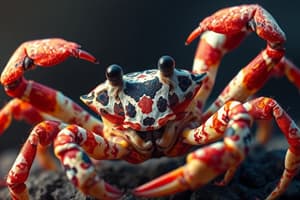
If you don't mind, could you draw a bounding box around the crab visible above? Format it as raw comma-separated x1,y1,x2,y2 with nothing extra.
0,4,300,200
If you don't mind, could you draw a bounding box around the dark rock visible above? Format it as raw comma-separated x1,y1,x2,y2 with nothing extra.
240,166,267,188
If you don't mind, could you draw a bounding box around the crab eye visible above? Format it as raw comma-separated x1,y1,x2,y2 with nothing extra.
158,55,175,77
22,56,34,70
106,64,123,86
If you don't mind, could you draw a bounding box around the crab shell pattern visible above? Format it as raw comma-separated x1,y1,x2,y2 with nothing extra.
82,67,207,131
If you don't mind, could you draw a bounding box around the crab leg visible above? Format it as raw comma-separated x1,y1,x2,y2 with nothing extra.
0,79,103,133
193,42,299,143
6,120,62,200
0,39,106,186
190,34,299,143
189,32,298,119
188,31,247,117
244,97,300,200
0,99,47,134
134,97,300,199
0,99,61,171
186,4,300,146
271,57,300,89
133,101,253,197
186,5,296,121
6,120,128,200
201,56,300,125
202,44,284,120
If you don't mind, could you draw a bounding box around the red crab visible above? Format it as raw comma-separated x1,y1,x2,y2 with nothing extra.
0,4,300,200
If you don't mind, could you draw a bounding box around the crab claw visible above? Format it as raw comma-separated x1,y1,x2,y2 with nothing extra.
185,4,286,46
133,142,242,198
133,167,189,197
1,38,98,87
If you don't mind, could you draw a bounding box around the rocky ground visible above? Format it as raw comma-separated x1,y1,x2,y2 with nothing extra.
0,136,299,200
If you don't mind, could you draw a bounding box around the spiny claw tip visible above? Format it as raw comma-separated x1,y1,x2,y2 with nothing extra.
132,167,188,197
75,48,99,64
185,26,203,45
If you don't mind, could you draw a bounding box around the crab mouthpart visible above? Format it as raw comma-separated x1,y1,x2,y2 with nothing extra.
80,93,95,105
194,72,208,84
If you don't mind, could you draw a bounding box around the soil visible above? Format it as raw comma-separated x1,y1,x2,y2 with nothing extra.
0,137,299,200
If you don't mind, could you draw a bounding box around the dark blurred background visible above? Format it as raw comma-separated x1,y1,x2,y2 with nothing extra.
0,0,299,151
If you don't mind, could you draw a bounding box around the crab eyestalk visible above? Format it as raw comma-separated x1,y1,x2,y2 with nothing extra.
158,55,175,77
106,64,123,87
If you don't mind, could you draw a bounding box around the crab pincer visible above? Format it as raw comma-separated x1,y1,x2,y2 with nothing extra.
0,38,98,89
185,4,286,46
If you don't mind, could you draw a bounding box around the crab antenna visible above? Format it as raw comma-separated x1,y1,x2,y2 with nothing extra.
158,55,175,77
106,64,123,87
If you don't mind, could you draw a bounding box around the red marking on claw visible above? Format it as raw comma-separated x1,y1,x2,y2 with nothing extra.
196,39,224,67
